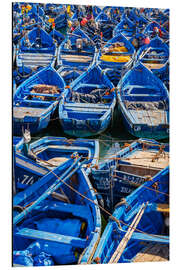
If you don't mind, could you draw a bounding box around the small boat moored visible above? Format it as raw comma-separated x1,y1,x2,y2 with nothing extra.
117,62,169,140
59,64,116,137
13,66,65,135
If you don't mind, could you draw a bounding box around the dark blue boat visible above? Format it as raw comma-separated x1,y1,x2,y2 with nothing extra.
54,10,67,30
49,29,65,46
58,27,96,68
91,138,169,212
92,165,169,263
136,36,169,79
13,66,65,135
13,158,101,265
117,63,169,140
95,10,115,41
128,8,148,30
16,27,56,68
13,66,43,87
113,16,136,40
59,64,116,137
57,65,87,85
92,6,102,19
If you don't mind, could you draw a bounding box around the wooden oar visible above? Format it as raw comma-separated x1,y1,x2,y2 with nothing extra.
108,202,147,264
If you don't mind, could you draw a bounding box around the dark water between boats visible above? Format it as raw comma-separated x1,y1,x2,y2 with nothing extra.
32,105,169,162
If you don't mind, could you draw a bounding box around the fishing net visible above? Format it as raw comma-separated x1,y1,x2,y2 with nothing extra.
70,88,109,103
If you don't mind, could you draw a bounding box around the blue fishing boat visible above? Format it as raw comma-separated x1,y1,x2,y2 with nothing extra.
13,157,101,266
92,6,101,19
58,27,96,68
13,25,24,45
16,26,56,68
54,11,67,30
136,36,169,79
146,8,168,25
13,134,99,193
129,31,147,50
49,29,65,46
91,138,169,212
21,17,44,31
95,11,114,42
95,10,112,25
59,64,116,137
117,63,169,140
92,165,169,264
97,33,135,70
13,66,65,135
101,6,121,24
113,16,136,40
143,21,169,41
13,66,43,87
57,65,87,85
128,8,148,30
44,7,67,31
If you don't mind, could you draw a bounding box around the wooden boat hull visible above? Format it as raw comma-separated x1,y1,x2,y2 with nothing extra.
13,106,53,135
117,101,169,140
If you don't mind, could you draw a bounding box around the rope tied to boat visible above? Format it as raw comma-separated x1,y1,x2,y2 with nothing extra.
152,145,166,162
109,215,122,229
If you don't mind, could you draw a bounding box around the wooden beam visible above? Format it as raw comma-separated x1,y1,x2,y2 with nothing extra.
108,203,147,264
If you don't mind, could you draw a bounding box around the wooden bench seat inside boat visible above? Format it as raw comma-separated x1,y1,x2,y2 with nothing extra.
133,243,169,262
121,150,169,169
13,106,46,118
61,54,92,62
128,110,168,126
64,103,109,112
116,164,161,177
40,157,69,167
15,228,87,248
144,63,166,70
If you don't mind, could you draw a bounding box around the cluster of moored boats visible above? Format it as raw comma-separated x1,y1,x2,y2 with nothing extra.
13,3,169,266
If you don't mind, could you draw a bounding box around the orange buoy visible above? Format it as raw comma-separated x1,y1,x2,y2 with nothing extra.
144,36,150,45
80,17,88,26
